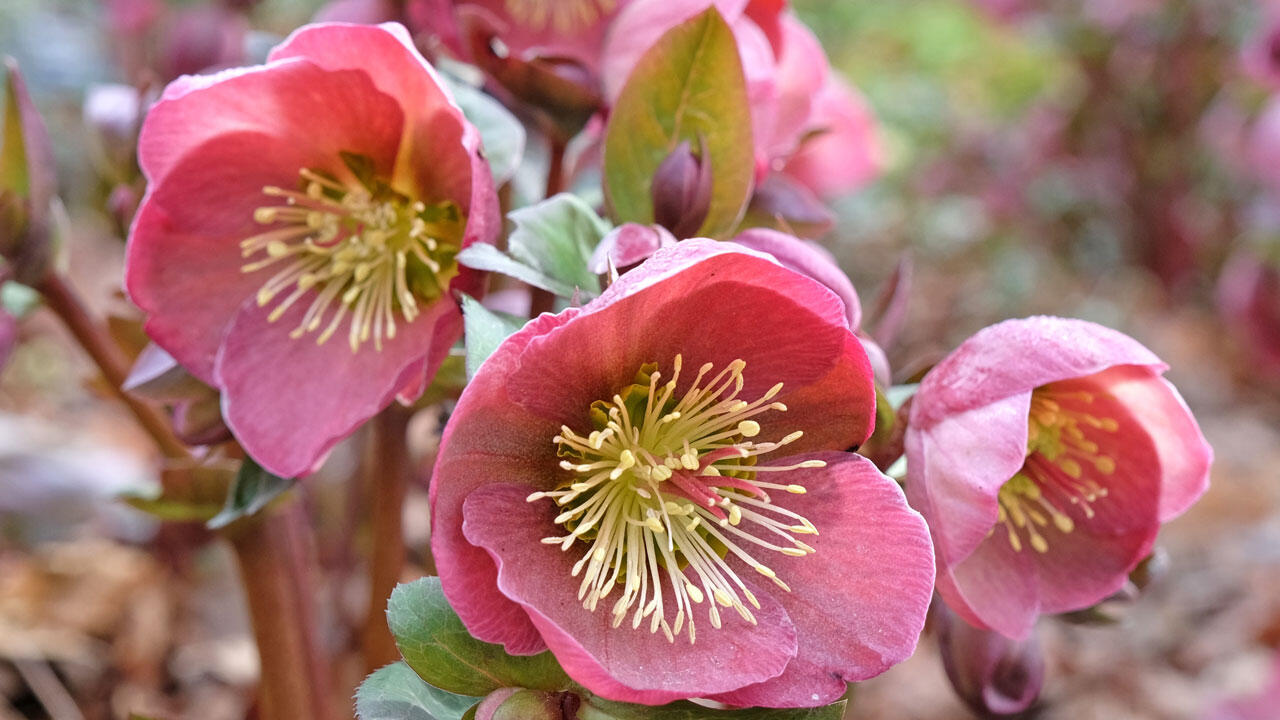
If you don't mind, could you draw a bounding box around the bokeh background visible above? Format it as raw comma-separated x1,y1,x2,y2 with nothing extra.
2,0,1278,718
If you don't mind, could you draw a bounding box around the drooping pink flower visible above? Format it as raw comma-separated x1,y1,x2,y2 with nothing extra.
125,22,499,478
905,316,1211,639
431,240,934,707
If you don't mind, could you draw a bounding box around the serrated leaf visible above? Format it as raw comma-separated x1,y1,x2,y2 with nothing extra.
457,194,608,300
207,457,294,529
603,7,754,238
459,294,525,379
578,697,847,720
388,578,571,697
457,243,579,299
356,662,482,720
507,193,606,294
442,76,526,185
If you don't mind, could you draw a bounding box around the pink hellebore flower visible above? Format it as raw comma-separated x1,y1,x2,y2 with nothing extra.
125,22,499,478
905,317,1211,639
431,240,934,707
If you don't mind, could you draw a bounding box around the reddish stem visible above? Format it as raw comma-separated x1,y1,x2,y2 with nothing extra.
37,273,191,460
360,406,412,673
529,136,569,317
228,498,334,720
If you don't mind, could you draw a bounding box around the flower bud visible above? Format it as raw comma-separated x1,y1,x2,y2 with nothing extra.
587,222,676,274
741,174,834,239
1217,248,1280,377
1,59,56,285
463,22,602,139
936,602,1045,717
651,138,712,238
84,83,143,180
475,688,574,720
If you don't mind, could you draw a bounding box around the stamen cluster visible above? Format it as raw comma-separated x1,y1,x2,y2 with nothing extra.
996,389,1118,553
241,165,462,352
528,356,823,643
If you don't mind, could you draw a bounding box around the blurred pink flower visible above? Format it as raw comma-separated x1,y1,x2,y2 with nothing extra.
601,1,881,197
1207,651,1280,720
1217,248,1280,375
431,240,933,707
125,22,499,477
905,316,1211,639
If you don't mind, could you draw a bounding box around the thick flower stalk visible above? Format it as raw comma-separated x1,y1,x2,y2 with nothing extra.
125,22,499,477
905,316,1211,639
431,240,935,707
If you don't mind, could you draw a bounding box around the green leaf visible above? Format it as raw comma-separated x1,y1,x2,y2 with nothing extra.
388,578,571,697
579,698,847,720
456,193,607,300
603,7,754,238
579,697,847,720
442,76,526,185
207,457,294,529
356,662,482,720
459,294,525,378
507,193,606,293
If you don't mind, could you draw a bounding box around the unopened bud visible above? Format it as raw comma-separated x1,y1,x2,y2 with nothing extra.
463,20,602,139
651,137,712,238
475,688,574,720
587,222,676,274
936,603,1044,717
1,59,57,285
84,84,143,180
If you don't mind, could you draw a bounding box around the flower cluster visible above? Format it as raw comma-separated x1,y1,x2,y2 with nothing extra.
110,5,1215,716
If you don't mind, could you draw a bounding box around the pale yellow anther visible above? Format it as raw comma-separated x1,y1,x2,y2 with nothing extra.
737,420,761,437
713,589,734,607
780,547,808,557
785,484,806,494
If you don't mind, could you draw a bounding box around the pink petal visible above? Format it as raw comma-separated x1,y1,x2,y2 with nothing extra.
505,241,871,453
710,452,934,708
762,15,828,162
1099,365,1211,521
213,293,459,479
911,316,1165,430
139,58,403,187
906,393,1032,566
127,131,340,383
587,223,677,274
731,228,862,328
781,78,881,198
462,482,798,703
431,311,582,654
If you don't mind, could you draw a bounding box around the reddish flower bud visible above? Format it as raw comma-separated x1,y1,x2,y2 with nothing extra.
476,688,572,720
84,83,144,180
1,59,57,285
651,138,712,238
936,602,1044,717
